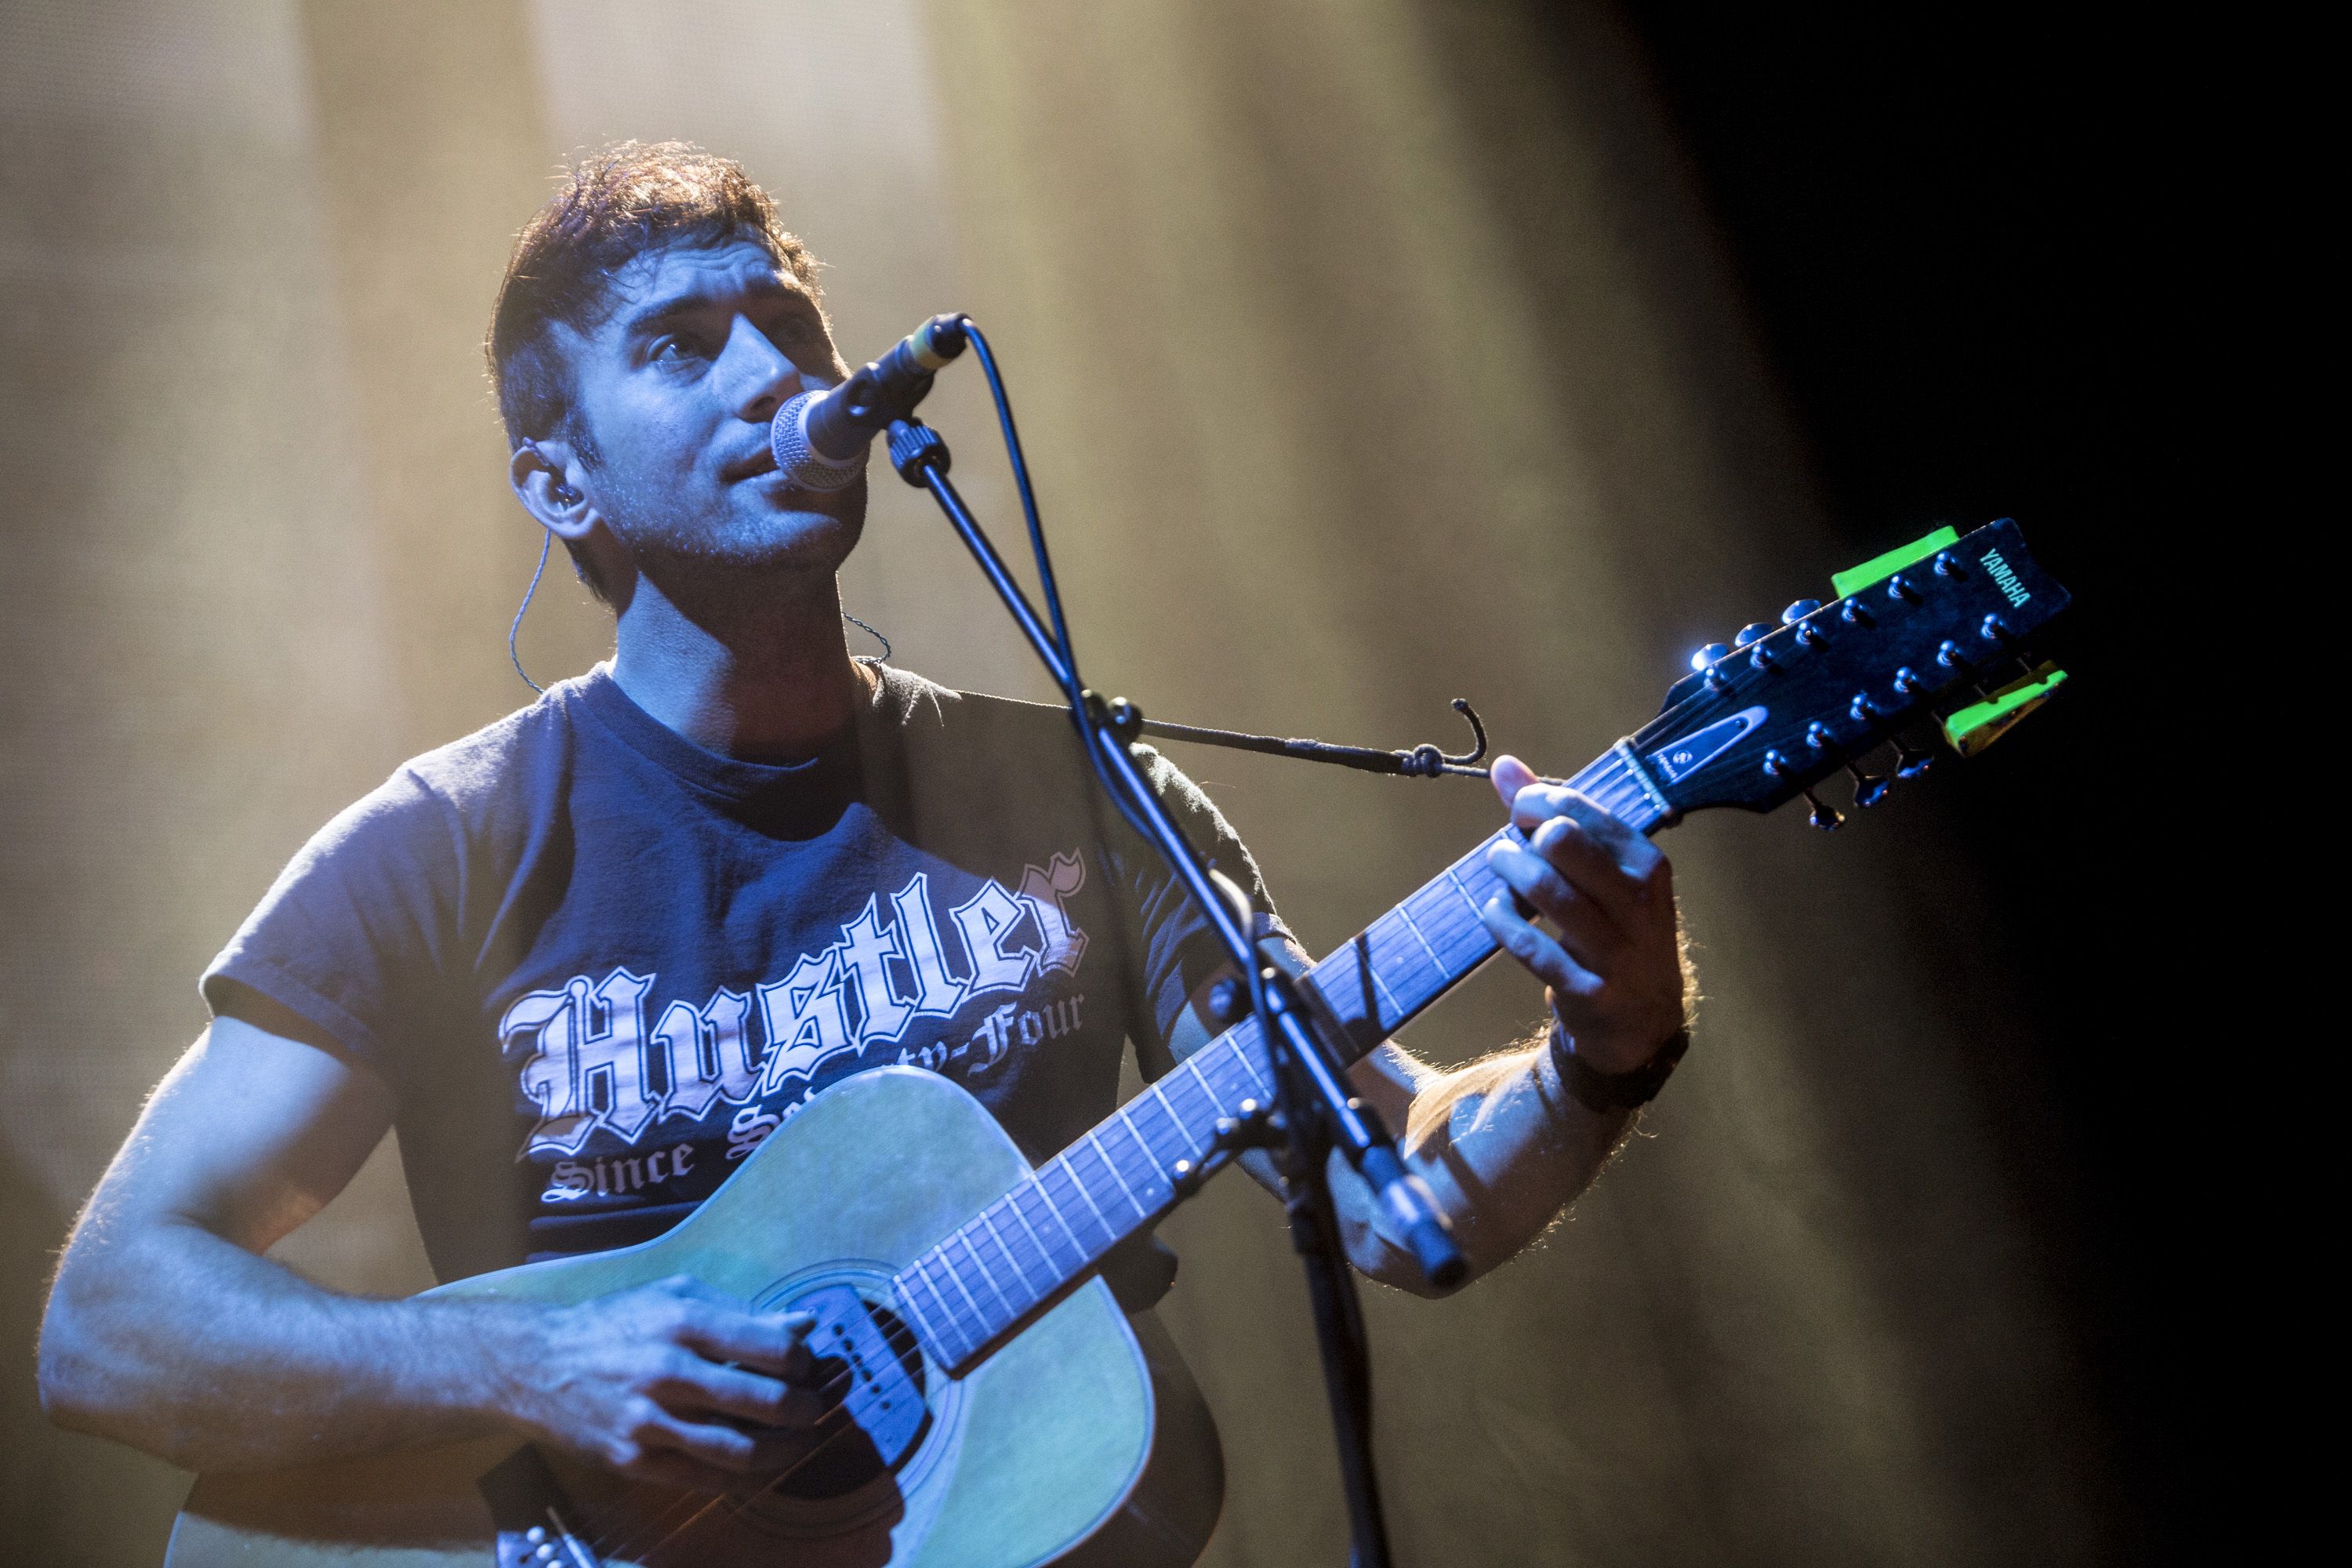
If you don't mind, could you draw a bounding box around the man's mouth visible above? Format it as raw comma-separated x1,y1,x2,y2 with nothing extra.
723,447,780,485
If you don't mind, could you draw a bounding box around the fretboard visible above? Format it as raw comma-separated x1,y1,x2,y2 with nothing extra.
891,742,1671,1375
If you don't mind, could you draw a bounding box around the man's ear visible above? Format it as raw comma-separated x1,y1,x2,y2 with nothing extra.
510,441,598,541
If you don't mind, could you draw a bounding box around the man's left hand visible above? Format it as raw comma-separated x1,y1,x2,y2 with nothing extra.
1479,754,1685,1080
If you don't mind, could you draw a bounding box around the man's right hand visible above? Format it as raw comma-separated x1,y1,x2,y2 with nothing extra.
498,1276,828,1496
39,1014,840,1486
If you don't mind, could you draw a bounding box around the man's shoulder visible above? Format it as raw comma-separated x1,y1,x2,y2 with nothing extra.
346,673,595,846
873,662,1081,753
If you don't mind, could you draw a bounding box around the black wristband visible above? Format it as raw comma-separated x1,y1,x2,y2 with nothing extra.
1549,1020,1690,1114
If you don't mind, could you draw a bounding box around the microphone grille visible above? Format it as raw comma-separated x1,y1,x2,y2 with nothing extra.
771,391,867,492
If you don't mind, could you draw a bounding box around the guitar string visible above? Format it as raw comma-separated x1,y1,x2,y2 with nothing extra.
603,750,1649,1560
887,818,1615,1369
621,1407,899,1563
604,1338,957,1565
593,1358,870,1563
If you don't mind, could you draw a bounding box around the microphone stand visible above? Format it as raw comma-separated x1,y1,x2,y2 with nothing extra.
880,413,1465,1568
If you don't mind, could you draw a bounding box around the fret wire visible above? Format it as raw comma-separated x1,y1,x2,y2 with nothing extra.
1406,889,1483,963
1046,1149,1118,1241
1181,1054,1229,1121
899,741,1673,1381
1304,943,1394,1035
1367,918,1438,1000
1229,1036,1273,1100
1428,930,1496,978
1131,1088,1195,1167
955,1222,1021,1316
959,1215,1020,1305
1196,1040,1256,1107
1098,1115,1160,1198
912,1255,978,1359
1459,833,1513,883
1002,1185,1069,1281
936,1250,1002,1354
1425,866,1491,922
951,1230,1018,1321
1356,913,1408,980
1365,959,1403,1026
980,1205,1049,1296
1443,865,1498,930
1393,903,1448,977
890,1278,947,1362
1408,871,1476,922
1108,1105,1174,1178
1087,1129,1152,1218
1063,1135,1124,1223
1440,863,1488,921
1157,1062,1218,1134
1368,959,1437,1018
1420,891,1497,967
1026,1172,1092,1263
1110,1114,1176,1203
1156,1083,1206,1156
968,1216,1033,1315
904,1272,969,1368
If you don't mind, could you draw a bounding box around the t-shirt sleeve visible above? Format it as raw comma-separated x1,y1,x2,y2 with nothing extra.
201,767,466,1092
1117,743,1292,1078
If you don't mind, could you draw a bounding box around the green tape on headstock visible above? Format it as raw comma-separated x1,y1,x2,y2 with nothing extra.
1830,525,1960,599
1940,662,2067,758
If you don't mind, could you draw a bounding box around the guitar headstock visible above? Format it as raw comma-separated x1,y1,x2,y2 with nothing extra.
1634,518,2071,828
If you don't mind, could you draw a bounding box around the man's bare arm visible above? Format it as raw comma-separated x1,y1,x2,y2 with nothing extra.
38,1011,821,1490
1170,755,1687,1296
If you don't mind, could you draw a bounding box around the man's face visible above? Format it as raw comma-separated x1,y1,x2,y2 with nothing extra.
562,238,866,579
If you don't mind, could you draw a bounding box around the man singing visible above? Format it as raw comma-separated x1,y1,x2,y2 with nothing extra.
39,143,1691,1541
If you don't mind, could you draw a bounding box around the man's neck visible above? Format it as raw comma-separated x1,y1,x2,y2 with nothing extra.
606,568,872,763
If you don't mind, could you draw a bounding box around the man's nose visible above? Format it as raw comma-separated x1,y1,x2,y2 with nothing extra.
717,315,804,424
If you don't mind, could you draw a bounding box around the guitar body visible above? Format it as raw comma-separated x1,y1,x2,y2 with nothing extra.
166,1069,1222,1567
164,517,2074,1567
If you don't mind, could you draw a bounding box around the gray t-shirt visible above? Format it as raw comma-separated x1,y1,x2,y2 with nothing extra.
205,663,1281,1283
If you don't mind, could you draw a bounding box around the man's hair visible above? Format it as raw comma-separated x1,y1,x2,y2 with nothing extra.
485,141,822,598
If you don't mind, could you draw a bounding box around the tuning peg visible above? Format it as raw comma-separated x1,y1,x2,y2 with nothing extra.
1734,622,1773,648
1802,787,1845,830
1933,549,1964,577
1846,760,1891,808
1841,598,1875,626
1689,642,1730,673
1781,599,1821,624
1887,573,1922,603
1891,735,1935,779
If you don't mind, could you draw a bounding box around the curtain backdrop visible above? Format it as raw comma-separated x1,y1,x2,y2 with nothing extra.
0,2,2113,1561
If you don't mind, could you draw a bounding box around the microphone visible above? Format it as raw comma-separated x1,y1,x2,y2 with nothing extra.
771,313,968,491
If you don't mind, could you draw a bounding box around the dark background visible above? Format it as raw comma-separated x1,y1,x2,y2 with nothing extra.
0,2,2187,1559
1620,5,2175,1552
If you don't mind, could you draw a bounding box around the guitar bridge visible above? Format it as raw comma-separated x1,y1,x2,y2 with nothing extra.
479,1443,602,1567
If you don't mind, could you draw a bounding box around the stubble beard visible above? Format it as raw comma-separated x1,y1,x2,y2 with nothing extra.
602,472,869,615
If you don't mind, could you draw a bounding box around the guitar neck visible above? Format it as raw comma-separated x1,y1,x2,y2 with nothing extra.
892,743,1671,1376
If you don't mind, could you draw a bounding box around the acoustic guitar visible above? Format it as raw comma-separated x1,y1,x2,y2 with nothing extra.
166,520,2070,1566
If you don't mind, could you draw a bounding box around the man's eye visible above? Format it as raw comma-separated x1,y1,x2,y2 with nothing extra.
651,336,707,363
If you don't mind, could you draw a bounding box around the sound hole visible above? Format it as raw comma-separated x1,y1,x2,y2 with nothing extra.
769,1294,931,1501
